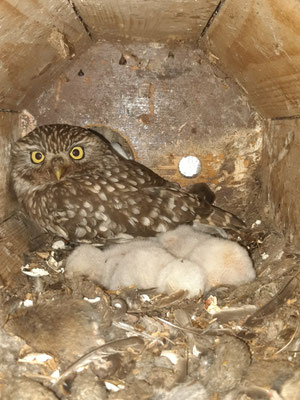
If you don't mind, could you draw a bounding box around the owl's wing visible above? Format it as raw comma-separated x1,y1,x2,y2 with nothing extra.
184,182,216,204
119,160,218,204
134,187,245,231
31,176,244,243
121,158,180,189
113,160,242,230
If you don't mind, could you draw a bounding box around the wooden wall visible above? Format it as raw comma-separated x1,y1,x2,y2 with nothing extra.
0,0,91,110
1,0,299,118
24,43,262,218
0,112,20,218
0,112,32,287
263,119,300,245
0,0,300,247
71,0,219,42
202,0,300,247
203,0,300,119
0,0,219,110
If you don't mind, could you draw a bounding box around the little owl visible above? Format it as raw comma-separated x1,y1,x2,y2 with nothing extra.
10,124,244,243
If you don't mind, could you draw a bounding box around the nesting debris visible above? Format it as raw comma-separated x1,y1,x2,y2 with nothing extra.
244,275,299,327
70,371,107,400
0,219,299,399
18,352,53,364
1,378,59,400
52,240,66,250
5,297,110,365
22,299,34,307
21,264,49,277
153,381,209,400
202,335,251,393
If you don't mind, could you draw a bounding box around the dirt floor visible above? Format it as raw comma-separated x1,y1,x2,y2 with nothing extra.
0,204,299,400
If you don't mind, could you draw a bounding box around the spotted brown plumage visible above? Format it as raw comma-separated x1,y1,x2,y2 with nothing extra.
10,124,245,243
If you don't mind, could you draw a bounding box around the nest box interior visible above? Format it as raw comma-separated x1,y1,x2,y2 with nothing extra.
1,0,299,271
0,1,300,398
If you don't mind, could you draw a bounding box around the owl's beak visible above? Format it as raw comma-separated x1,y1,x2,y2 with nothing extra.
53,166,63,181
52,158,65,181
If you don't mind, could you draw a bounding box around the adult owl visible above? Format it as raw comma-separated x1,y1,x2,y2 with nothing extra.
10,124,244,243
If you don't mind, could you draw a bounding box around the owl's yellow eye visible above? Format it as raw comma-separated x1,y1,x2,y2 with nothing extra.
31,151,45,164
70,146,84,160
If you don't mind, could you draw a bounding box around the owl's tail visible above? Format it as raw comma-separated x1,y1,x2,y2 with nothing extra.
200,205,247,231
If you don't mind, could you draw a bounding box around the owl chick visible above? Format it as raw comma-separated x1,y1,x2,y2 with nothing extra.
158,225,255,290
65,226,255,297
10,124,245,243
65,240,207,297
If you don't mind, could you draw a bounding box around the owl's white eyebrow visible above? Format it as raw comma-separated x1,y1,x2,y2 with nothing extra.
26,146,44,152
69,142,85,149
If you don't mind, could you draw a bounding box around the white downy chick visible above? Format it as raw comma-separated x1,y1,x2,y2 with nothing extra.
65,240,158,286
65,239,206,297
65,225,255,297
188,235,255,290
107,240,175,290
157,225,212,258
157,259,205,297
65,240,140,285
65,244,106,282
159,225,255,291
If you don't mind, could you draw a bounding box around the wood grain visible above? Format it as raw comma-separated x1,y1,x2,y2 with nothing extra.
204,0,300,118
0,214,30,287
71,0,219,42
0,0,89,109
0,112,20,220
262,118,300,245
24,43,261,215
